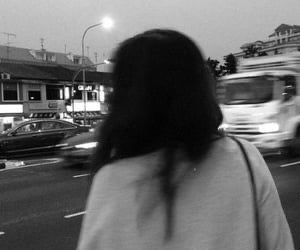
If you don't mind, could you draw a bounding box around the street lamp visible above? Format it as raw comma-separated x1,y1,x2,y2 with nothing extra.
81,16,113,125
71,60,111,123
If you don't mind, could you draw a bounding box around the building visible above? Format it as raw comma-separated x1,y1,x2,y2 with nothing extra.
234,24,300,61
0,45,112,130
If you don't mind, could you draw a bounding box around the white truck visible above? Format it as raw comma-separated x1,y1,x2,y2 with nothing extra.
218,52,300,155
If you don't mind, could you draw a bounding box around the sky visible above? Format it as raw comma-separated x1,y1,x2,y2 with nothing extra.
0,0,300,66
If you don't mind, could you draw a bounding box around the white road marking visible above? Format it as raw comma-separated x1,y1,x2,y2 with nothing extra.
0,232,5,236
280,161,300,168
262,151,282,157
0,158,63,172
73,173,90,178
64,211,86,219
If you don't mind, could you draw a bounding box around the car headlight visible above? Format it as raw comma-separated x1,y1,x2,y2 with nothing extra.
219,123,229,131
74,142,98,149
258,122,279,133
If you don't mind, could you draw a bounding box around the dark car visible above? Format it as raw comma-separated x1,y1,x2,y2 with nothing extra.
59,130,98,167
0,119,90,158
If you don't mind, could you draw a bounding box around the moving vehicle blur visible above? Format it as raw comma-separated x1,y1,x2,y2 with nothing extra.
59,130,98,167
218,52,300,155
0,119,90,158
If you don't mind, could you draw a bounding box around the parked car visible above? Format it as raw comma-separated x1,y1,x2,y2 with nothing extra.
0,119,90,158
59,131,98,167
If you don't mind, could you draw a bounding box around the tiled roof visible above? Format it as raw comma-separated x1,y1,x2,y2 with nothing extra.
0,62,112,85
275,24,293,32
32,65,74,81
268,24,300,37
0,63,55,80
0,45,94,66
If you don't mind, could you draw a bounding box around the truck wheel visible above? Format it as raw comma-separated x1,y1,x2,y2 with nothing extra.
288,127,300,157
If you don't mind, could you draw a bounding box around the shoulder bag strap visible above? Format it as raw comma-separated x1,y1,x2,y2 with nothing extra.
230,136,261,250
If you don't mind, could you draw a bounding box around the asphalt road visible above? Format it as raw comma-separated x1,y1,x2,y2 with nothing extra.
265,153,300,249
0,157,92,250
0,153,299,250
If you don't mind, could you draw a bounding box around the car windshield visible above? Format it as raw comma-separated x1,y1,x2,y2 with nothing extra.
218,76,278,105
1,128,12,134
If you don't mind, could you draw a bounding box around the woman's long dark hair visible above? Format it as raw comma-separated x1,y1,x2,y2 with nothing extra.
92,29,223,240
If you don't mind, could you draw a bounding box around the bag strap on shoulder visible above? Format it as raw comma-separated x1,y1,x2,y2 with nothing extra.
230,136,261,250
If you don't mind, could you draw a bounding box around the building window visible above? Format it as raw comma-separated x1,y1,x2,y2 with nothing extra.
46,85,64,100
29,50,56,62
73,57,80,64
2,82,19,101
87,91,98,101
73,85,83,100
64,86,71,100
28,90,41,101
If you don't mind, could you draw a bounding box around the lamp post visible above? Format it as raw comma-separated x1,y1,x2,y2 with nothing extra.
81,17,113,125
71,60,111,123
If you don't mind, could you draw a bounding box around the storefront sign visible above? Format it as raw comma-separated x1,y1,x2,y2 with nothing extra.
0,104,23,113
78,85,93,91
48,102,58,109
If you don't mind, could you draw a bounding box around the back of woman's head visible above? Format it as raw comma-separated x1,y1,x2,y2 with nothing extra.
95,29,223,168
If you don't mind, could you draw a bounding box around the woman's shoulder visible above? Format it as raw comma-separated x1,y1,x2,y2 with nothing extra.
209,136,257,157
219,136,277,203
209,136,272,183
92,150,163,186
212,136,261,158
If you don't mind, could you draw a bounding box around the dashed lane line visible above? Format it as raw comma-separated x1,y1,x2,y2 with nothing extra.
73,173,90,178
64,211,86,219
280,161,300,168
262,151,282,157
0,232,5,236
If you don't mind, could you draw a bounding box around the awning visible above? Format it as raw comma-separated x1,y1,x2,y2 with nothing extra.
29,112,57,119
67,111,105,120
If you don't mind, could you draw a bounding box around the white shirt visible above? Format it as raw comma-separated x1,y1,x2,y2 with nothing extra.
77,137,294,250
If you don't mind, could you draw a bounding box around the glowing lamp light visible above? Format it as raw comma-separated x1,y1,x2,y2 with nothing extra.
101,17,114,29
258,122,279,133
75,142,98,149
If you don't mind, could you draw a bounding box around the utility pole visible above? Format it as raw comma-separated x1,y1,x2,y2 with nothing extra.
64,44,67,64
40,38,45,50
2,32,16,59
94,52,98,63
86,46,90,59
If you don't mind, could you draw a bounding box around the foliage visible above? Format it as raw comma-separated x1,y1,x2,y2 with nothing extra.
224,54,237,74
243,44,259,57
258,51,268,56
206,57,223,79
242,43,267,58
206,54,237,79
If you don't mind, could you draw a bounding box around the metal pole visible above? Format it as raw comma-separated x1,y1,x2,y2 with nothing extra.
81,35,86,125
81,23,102,126
71,84,75,123
72,61,107,124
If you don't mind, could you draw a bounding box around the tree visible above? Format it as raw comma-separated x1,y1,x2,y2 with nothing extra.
241,41,267,58
224,54,237,74
243,44,259,57
206,57,224,78
258,51,268,57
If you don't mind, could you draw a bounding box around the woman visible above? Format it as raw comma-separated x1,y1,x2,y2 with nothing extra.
77,29,294,249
